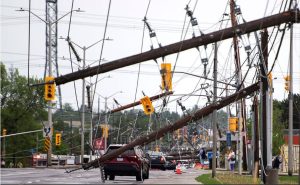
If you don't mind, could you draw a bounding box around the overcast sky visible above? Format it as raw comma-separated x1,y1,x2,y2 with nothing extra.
1,0,299,115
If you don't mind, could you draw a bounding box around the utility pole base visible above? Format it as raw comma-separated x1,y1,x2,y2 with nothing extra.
265,168,278,185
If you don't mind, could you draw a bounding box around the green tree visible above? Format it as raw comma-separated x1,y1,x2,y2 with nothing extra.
272,100,285,155
280,94,300,129
1,63,47,166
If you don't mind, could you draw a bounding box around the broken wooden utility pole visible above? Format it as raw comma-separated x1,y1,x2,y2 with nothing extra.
108,91,173,114
54,10,299,86
81,82,259,170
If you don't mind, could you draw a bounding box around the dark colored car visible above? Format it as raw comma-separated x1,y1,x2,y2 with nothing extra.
165,159,176,170
102,144,150,181
147,151,167,170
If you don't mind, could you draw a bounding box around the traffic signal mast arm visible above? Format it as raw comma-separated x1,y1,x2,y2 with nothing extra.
81,82,259,170
55,10,300,85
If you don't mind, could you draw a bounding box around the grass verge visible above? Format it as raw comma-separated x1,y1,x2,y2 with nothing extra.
195,174,221,184
278,175,299,184
195,172,299,184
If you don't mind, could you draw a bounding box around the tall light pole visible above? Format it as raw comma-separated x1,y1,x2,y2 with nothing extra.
63,37,112,164
17,7,82,166
86,75,111,161
99,91,123,150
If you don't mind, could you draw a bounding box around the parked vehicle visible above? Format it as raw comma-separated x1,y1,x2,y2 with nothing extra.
147,151,167,170
165,159,176,170
102,144,150,181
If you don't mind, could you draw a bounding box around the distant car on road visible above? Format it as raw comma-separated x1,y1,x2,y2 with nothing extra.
147,151,167,170
102,144,150,181
165,159,176,170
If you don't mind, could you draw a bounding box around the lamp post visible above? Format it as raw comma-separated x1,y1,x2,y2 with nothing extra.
85,75,111,161
17,7,82,166
62,37,112,164
99,91,123,150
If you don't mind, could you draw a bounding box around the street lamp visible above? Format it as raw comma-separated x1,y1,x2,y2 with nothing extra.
60,37,112,164
17,7,82,166
99,91,123,150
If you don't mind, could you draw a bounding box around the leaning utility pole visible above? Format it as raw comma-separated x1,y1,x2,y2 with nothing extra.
108,91,173,114
45,0,57,166
288,22,294,176
54,10,300,86
252,96,259,179
212,43,218,178
80,83,259,170
230,0,243,174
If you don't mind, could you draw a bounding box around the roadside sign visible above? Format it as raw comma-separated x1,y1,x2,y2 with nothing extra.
226,132,231,147
44,137,51,152
94,138,105,150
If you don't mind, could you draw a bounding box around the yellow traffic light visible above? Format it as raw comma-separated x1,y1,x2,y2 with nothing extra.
268,72,272,86
284,75,290,91
55,133,61,146
160,63,172,91
155,145,160,152
140,96,154,115
44,76,56,101
229,117,238,132
102,125,109,138
2,128,7,136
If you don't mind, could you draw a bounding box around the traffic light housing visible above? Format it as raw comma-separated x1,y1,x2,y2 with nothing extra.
55,133,61,146
2,128,7,136
229,117,238,132
140,96,154,115
284,75,290,91
160,63,172,91
44,76,56,101
102,125,109,138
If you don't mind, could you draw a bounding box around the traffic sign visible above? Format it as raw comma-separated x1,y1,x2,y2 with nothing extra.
43,122,53,138
226,132,231,147
94,138,105,150
44,137,51,152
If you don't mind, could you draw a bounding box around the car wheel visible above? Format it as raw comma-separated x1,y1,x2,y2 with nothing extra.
136,167,143,181
109,175,115,181
143,166,149,179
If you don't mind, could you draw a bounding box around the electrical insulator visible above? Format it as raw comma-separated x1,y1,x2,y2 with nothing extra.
44,76,56,101
140,96,154,115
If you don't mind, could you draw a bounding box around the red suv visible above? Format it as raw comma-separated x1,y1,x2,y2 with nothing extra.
102,144,150,181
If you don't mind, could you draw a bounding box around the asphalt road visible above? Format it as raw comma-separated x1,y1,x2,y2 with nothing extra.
1,167,209,184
